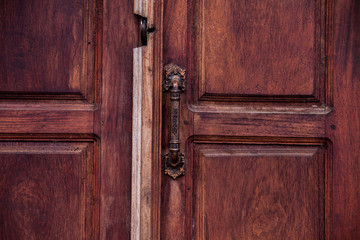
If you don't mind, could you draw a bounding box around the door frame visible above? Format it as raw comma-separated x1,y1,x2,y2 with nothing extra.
132,0,360,239
131,0,161,239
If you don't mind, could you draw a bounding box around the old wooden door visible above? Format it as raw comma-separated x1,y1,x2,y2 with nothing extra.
156,0,360,239
0,0,138,239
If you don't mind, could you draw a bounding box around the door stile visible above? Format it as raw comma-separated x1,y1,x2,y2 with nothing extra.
132,0,156,239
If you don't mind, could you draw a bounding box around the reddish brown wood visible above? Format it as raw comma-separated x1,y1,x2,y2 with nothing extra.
158,0,355,239
160,0,191,239
0,0,95,101
100,0,138,239
0,0,137,239
328,0,360,238
0,141,97,240
2,0,359,239
0,106,93,134
152,0,164,238
194,112,326,138
197,0,326,101
193,143,328,239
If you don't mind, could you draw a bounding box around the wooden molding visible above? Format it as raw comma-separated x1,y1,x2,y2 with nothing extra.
132,0,155,239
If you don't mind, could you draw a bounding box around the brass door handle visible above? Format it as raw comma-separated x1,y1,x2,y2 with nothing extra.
162,64,186,179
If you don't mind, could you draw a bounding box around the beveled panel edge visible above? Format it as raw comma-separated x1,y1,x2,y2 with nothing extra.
0,138,99,240
199,147,319,158
0,92,87,100
190,137,332,240
189,136,332,146
0,0,100,103
0,136,100,240
194,0,333,106
188,103,332,114
0,134,99,142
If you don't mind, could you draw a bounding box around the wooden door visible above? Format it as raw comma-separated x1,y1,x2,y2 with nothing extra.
156,0,360,239
0,0,138,239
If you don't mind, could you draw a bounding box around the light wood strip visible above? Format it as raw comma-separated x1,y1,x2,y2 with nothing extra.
132,0,154,239
132,47,143,240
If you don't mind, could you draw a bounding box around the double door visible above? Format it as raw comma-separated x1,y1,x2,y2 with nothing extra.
1,0,359,239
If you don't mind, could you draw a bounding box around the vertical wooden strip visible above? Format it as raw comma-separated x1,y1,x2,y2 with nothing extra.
134,0,143,17
329,0,360,238
134,0,149,18
161,0,188,239
132,42,154,240
132,0,155,239
101,0,137,238
152,0,164,238
132,47,143,240
140,12,154,240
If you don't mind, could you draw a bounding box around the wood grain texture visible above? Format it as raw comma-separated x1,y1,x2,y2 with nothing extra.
132,39,155,240
193,0,328,103
194,143,328,240
151,0,164,238
132,47,143,240
155,0,359,238
139,6,155,238
0,0,139,238
100,0,137,238
0,141,97,240
160,0,190,239
194,112,326,138
0,105,93,134
0,0,101,236
159,0,336,239
328,0,360,238
0,0,96,101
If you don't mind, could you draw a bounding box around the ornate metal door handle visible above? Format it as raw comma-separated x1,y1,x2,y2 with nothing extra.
162,64,186,179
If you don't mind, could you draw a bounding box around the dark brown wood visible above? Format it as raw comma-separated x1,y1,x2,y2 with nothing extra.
152,0,164,237
193,142,328,239
0,0,137,239
157,0,359,239
100,0,138,238
0,0,95,101
194,112,326,137
329,0,360,238
0,141,97,240
196,0,326,103
0,104,93,133
160,0,190,239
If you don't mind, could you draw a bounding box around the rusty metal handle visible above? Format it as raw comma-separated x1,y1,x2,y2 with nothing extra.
162,64,186,179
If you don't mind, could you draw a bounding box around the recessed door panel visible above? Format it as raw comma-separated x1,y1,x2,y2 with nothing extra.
0,0,96,100
193,142,330,239
194,0,329,103
0,141,98,240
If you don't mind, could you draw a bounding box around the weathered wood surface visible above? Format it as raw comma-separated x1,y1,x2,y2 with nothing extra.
158,0,359,239
0,0,138,239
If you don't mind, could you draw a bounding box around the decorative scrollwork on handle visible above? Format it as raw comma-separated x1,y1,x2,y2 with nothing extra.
162,64,186,179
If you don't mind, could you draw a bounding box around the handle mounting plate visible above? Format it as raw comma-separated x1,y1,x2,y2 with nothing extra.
162,64,186,180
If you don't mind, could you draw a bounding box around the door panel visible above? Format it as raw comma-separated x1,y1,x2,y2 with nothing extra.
0,141,97,240
0,0,95,100
0,0,137,239
159,0,358,239
193,142,329,239
196,0,326,100
0,1,100,237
